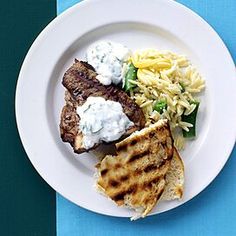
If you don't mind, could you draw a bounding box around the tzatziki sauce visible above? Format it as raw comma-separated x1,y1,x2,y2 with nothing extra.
86,41,130,85
76,96,134,149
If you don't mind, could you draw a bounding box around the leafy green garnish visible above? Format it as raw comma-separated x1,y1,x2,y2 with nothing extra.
154,100,167,114
182,101,200,138
124,63,137,92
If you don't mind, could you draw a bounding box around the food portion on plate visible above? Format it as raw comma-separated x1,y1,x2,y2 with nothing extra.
96,119,184,220
129,48,205,149
86,41,131,85
60,60,145,153
59,40,204,219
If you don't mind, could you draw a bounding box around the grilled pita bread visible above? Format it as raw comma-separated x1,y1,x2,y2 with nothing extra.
161,148,184,201
96,119,174,220
95,146,185,201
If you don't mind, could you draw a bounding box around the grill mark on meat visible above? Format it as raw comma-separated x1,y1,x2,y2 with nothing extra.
128,150,149,163
77,71,85,78
72,87,83,97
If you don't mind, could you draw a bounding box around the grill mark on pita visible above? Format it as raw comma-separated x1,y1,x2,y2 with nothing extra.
132,159,167,177
117,132,157,153
153,175,164,184
109,180,120,187
116,138,142,152
130,140,137,146
96,120,174,216
143,157,167,174
112,184,137,202
114,163,121,169
149,131,156,138
156,126,167,134
143,176,162,189
128,150,149,163
133,169,142,176
120,175,129,181
101,169,108,176
129,184,138,194
112,192,125,202
143,164,158,173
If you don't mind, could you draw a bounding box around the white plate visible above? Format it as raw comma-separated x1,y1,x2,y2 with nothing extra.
16,0,236,217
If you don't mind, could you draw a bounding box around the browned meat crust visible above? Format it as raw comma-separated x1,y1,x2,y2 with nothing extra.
60,60,145,154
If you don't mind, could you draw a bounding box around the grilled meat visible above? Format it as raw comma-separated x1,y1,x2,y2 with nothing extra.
60,60,145,153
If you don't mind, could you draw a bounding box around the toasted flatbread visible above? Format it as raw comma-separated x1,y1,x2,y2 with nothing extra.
161,148,184,201
95,146,185,201
96,119,174,220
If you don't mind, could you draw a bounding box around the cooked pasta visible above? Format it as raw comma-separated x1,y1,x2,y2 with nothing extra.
129,49,205,149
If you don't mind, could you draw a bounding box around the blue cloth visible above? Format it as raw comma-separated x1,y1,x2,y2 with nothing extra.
56,1,236,235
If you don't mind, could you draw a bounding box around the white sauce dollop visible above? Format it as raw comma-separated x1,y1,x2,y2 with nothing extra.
86,41,130,85
77,96,134,149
